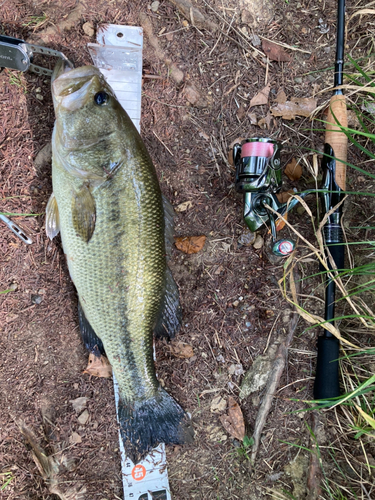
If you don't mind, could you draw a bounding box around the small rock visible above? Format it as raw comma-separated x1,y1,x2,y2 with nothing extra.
35,87,41,93
253,234,264,249
323,46,331,54
35,94,43,100
249,34,261,47
151,0,160,12
210,395,227,413
182,20,189,27
38,288,46,295
70,396,89,413
34,142,52,172
294,77,303,84
216,354,225,363
69,432,82,444
31,294,43,305
233,300,239,307
228,364,244,377
357,176,366,183
8,283,18,292
83,21,95,37
238,228,256,246
78,410,89,425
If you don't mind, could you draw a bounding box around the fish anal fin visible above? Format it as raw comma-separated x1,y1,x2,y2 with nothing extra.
154,266,182,339
72,185,96,243
45,192,60,240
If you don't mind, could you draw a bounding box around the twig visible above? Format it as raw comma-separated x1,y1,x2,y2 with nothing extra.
250,271,300,465
152,131,174,156
306,412,324,500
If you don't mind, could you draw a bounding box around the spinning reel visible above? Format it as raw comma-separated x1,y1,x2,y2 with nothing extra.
234,138,311,257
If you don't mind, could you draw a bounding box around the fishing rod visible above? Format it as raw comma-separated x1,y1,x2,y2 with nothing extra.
313,0,347,401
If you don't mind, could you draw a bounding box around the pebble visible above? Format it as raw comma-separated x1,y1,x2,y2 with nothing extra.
35,94,43,100
151,1,160,12
31,294,43,305
253,234,264,249
82,21,95,37
78,410,89,425
294,77,303,84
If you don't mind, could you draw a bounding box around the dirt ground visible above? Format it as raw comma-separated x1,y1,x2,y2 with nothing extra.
1,1,375,499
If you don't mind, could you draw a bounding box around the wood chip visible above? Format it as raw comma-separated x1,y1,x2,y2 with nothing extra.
175,200,193,212
169,341,194,359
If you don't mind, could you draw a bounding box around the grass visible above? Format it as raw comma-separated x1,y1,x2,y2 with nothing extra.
276,50,375,499
1,471,15,490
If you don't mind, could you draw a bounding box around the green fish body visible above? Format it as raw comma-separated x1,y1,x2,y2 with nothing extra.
46,64,192,462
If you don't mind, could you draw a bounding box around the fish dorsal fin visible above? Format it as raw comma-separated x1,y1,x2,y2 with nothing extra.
154,266,182,339
72,185,96,243
163,195,175,260
45,192,60,240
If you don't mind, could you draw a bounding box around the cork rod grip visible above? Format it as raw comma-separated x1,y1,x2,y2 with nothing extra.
325,94,348,191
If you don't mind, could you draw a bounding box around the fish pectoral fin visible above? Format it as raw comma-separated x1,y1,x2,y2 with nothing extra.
72,185,96,243
78,300,105,355
163,195,175,260
154,266,182,339
45,192,60,240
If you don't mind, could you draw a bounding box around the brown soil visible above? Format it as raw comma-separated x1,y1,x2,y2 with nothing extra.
1,1,374,499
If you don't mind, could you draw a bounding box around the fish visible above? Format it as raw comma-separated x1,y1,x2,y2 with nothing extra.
46,61,193,462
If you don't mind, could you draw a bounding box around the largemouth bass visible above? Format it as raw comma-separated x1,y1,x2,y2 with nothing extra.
46,63,193,462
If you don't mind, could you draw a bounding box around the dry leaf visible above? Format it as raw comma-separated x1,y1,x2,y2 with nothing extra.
276,190,294,203
271,97,317,120
275,213,287,231
219,396,245,441
284,158,302,181
262,39,291,62
228,137,244,166
275,90,287,104
175,200,193,212
169,341,194,359
175,235,206,254
211,395,227,413
250,83,271,107
257,112,273,130
237,104,247,120
248,112,257,125
77,410,89,425
83,352,112,378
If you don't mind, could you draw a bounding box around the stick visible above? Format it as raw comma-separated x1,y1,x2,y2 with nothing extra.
313,0,347,401
250,275,300,464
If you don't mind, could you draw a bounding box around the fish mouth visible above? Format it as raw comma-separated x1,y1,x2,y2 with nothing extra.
52,65,105,112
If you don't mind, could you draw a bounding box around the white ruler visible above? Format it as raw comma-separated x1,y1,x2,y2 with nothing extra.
88,25,172,500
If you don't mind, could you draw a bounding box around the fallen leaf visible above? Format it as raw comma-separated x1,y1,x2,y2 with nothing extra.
275,89,287,104
211,395,227,413
175,235,206,254
70,397,88,414
284,158,302,181
271,97,317,120
237,104,247,120
175,200,193,212
257,112,273,130
276,190,294,203
248,112,257,125
228,137,244,166
262,39,291,62
219,396,245,441
169,341,194,359
250,83,271,107
275,213,287,231
83,352,112,378
69,432,82,444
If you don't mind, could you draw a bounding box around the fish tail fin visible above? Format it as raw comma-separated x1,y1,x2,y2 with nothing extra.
118,387,194,463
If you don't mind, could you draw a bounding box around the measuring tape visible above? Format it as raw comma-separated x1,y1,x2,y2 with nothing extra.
89,25,172,500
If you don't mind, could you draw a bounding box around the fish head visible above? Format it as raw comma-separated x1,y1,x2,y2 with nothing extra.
52,65,122,155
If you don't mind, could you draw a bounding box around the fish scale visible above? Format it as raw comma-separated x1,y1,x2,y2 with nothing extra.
47,63,193,462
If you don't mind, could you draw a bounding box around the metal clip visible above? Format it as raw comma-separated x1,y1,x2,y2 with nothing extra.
0,214,33,245
0,34,73,76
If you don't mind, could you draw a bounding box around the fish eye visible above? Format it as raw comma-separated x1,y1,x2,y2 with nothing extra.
94,91,109,106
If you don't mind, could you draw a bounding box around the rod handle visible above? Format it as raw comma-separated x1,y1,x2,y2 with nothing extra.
314,335,340,401
325,94,347,191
